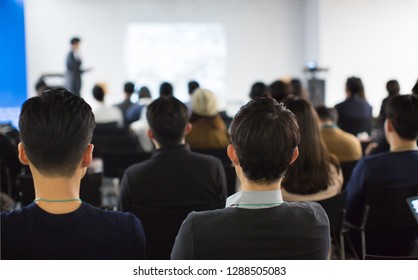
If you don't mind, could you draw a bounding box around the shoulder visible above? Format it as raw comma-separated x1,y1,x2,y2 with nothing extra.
281,201,329,225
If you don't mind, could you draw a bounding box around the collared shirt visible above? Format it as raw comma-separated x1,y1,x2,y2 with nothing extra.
226,190,284,209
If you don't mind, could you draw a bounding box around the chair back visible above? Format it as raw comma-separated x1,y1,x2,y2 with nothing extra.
316,191,347,236
192,148,237,196
340,160,358,189
131,204,221,260
101,150,151,179
365,185,418,229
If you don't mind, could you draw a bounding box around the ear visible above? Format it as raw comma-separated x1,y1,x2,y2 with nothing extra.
184,123,192,136
147,129,154,140
81,144,94,168
289,146,299,165
18,142,30,165
227,144,240,166
385,119,393,132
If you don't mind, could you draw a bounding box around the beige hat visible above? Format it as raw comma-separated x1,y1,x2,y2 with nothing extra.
191,88,218,117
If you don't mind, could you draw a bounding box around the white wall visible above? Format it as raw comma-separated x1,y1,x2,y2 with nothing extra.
319,0,418,115
25,0,305,113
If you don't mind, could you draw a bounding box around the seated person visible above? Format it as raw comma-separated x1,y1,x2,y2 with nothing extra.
335,77,373,136
185,88,230,149
316,106,362,162
171,97,330,260
1,89,145,260
126,86,152,124
115,81,135,124
281,97,343,202
118,96,227,212
92,84,124,128
346,94,418,256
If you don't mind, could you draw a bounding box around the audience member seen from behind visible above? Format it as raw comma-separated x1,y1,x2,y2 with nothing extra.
378,80,400,128
268,80,290,103
1,89,145,260
282,97,342,202
289,78,307,99
185,80,200,114
316,106,362,162
129,86,154,152
159,82,174,97
118,96,227,213
345,94,418,256
171,97,330,260
115,81,135,124
186,89,230,149
248,81,267,100
335,77,373,136
92,84,124,128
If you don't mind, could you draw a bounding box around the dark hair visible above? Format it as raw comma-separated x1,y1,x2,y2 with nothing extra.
70,37,80,45
268,80,290,103
188,81,200,95
138,86,151,99
146,97,188,147
386,94,418,140
346,77,365,99
283,96,339,194
249,82,267,99
19,88,95,176
290,79,304,97
92,85,104,102
35,79,48,95
124,82,135,95
230,97,300,184
386,80,400,97
159,82,173,97
315,105,338,123
412,79,418,95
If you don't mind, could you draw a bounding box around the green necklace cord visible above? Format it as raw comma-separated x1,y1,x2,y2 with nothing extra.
231,202,283,207
34,198,82,203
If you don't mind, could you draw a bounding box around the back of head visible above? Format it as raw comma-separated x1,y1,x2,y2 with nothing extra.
386,80,400,96
92,85,105,102
315,105,338,124
346,77,365,98
124,82,135,95
290,79,303,97
249,82,267,99
188,81,200,95
412,79,418,96
146,97,188,147
19,88,95,176
386,94,418,140
283,96,334,194
230,97,300,184
268,80,290,103
70,37,80,46
191,88,219,117
159,82,173,97
138,86,151,99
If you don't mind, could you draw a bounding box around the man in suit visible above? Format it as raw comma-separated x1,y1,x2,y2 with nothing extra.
1,88,145,259
65,37,86,96
171,97,330,260
118,96,227,210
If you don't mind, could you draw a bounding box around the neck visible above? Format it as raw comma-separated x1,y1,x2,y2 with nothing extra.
236,166,281,191
390,138,418,152
30,165,84,214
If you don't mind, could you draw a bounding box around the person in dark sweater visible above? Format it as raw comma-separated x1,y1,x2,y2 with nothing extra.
346,94,418,256
171,97,330,260
1,89,145,260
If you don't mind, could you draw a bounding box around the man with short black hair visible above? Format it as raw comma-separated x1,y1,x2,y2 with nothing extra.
118,96,227,211
1,89,145,259
115,81,135,124
346,94,418,255
171,97,330,260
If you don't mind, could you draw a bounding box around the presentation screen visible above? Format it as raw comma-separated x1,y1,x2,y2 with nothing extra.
0,0,27,129
124,23,227,106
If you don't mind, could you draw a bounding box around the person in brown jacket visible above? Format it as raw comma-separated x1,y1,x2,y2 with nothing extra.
186,88,230,149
